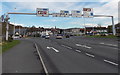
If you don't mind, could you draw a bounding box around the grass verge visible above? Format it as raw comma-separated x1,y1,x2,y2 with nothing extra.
0,40,20,53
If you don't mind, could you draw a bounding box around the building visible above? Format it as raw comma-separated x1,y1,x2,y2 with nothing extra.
107,23,120,36
85,27,107,35
64,28,84,35
15,26,28,36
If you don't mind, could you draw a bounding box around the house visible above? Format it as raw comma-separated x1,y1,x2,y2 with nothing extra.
85,27,107,35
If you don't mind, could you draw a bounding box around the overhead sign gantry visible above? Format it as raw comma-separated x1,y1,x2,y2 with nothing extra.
4,8,116,40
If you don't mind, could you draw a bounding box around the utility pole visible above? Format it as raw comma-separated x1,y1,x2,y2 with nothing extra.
84,18,86,35
19,25,20,36
5,13,10,41
13,8,16,37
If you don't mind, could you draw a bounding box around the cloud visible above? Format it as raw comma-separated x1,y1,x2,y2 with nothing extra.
10,22,24,26
1,0,99,2
2,0,119,2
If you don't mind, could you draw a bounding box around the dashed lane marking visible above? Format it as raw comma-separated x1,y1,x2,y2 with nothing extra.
85,53,95,58
76,50,81,52
76,44,92,49
61,45,72,49
100,43,118,47
103,59,118,66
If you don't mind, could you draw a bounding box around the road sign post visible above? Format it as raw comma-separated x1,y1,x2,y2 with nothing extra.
52,13,60,17
83,8,93,18
60,10,69,17
111,16,116,35
36,8,49,17
71,10,82,17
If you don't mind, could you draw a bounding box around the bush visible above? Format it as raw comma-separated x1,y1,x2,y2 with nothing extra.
8,37,13,42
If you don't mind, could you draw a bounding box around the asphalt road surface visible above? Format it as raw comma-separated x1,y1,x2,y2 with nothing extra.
25,36,119,74
2,36,119,75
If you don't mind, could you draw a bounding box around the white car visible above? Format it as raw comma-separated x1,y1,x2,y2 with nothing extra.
13,35,20,39
45,35,50,39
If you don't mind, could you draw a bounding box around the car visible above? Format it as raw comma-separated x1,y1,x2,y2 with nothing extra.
13,35,20,39
56,34,63,39
65,35,70,38
41,34,46,38
45,35,50,39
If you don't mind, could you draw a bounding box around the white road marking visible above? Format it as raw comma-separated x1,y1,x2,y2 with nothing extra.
100,42,118,47
103,59,118,66
47,47,59,52
76,50,81,52
34,43,49,75
61,45,72,49
76,44,91,49
85,53,95,58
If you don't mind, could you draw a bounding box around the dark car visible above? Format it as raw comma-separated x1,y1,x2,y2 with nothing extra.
65,35,70,38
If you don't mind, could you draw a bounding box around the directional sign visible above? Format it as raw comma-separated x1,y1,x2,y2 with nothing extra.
36,8,49,17
60,10,69,17
83,8,93,18
71,10,82,17
52,13,60,17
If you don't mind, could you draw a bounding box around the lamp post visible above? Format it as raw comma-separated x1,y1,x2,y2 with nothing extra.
13,8,16,36
5,13,10,41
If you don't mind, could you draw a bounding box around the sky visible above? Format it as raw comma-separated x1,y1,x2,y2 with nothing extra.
0,0,119,29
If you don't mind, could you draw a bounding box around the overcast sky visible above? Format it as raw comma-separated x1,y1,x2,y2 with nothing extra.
1,0,119,29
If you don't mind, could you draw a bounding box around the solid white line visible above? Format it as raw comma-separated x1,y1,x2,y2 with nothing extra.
76,50,81,52
61,45,72,49
85,53,95,58
34,43,49,75
104,59,118,66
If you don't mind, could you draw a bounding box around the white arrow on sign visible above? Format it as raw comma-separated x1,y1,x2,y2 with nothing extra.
47,47,59,52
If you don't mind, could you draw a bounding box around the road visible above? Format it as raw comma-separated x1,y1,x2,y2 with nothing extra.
25,36,119,74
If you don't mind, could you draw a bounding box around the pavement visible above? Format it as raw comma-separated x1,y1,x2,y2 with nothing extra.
2,39,44,74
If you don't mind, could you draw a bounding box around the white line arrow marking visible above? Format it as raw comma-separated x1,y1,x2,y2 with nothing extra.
47,46,59,52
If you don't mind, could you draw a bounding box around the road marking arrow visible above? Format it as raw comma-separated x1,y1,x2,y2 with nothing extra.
47,46,59,52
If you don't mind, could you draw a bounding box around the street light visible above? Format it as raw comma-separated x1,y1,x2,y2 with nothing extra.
13,8,16,36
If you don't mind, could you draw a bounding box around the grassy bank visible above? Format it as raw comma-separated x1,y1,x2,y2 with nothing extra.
1,40,20,53
86,35,117,38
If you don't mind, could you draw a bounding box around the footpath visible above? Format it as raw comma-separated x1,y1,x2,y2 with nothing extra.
2,39,44,74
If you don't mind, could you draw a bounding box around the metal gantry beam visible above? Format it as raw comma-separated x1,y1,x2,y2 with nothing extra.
8,12,37,15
